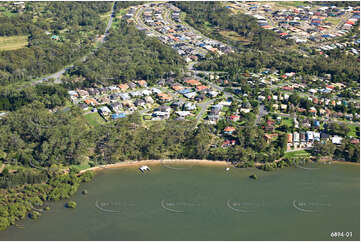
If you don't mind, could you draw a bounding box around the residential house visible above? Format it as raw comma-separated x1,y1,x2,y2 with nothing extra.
138,89,150,96
314,132,320,141
134,99,146,107
175,111,191,117
77,89,89,98
184,102,196,111
306,131,314,142
118,84,129,91
170,100,184,109
293,132,300,143
110,102,122,113
127,82,137,89
287,133,293,143
145,96,154,104
130,91,142,98
98,106,111,116
137,80,148,87
156,105,171,113
229,115,240,122
332,136,343,145
151,88,162,94
157,93,172,102
320,132,330,140
185,79,201,86
84,98,98,106
224,126,236,135
184,92,197,99
222,140,236,147
119,93,130,100
207,90,218,98
152,111,169,120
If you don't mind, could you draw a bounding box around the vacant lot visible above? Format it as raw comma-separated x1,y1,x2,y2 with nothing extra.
219,30,248,42
84,112,106,127
0,35,28,51
275,1,308,8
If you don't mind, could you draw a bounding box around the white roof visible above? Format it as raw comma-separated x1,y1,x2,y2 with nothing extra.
175,111,191,117
332,136,343,144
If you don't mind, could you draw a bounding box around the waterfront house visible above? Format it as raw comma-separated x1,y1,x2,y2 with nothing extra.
332,136,343,145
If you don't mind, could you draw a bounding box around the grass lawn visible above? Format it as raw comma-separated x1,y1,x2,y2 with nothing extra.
219,30,249,42
325,17,341,26
347,124,359,138
0,35,28,51
180,12,186,21
84,112,105,127
0,8,16,17
281,117,293,127
118,9,127,16
284,150,311,158
70,162,90,171
275,1,307,7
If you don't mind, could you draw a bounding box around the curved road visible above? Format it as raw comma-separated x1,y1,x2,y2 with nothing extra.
32,1,116,85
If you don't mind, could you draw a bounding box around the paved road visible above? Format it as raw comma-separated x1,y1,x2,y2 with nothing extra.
256,104,268,124
32,1,117,85
196,99,214,124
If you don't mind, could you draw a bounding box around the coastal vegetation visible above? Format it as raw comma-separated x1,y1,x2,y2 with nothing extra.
0,169,94,231
0,104,358,172
249,174,257,179
0,92,358,232
66,201,77,209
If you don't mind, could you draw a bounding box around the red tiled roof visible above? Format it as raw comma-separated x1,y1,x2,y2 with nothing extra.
185,79,201,86
196,85,209,91
224,127,236,132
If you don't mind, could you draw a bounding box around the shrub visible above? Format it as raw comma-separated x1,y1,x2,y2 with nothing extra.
66,201,77,208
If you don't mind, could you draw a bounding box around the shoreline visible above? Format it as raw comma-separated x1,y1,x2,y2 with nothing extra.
78,159,232,174
78,159,360,174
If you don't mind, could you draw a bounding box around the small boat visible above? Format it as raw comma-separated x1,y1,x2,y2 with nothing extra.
139,165,150,172
225,167,230,171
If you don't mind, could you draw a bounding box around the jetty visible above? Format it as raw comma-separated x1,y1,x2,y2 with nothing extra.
139,165,150,172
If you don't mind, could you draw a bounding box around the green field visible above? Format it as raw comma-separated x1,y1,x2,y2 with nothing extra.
325,17,341,26
219,30,249,42
0,35,28,51
281,117,293,127
84,112,105,127
347,124,360,138
70,162,90,171
275,1,308,7
284,149,311,158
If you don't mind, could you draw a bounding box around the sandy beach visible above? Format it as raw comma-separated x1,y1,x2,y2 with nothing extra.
79,159,232,174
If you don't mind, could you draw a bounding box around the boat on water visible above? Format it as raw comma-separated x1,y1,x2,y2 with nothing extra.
139,165,150,172
225,167,230,171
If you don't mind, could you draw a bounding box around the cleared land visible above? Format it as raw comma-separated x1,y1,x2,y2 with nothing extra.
219,30,248,42
84,112,106,127
0,35,28,51
284,150,311,158
275,1,308,7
